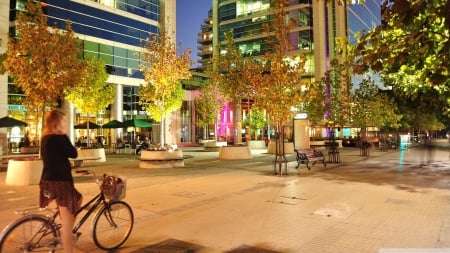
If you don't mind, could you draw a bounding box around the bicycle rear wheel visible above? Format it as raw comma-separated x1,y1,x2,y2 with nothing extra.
0,214,58,252
92,201,134,250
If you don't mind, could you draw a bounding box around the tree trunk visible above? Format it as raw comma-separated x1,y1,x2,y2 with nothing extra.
160,106,165,147
233,101,242,144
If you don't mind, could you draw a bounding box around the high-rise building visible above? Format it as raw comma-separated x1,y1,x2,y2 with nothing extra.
0,0,177,153
207,0,380,142
196,9,213,71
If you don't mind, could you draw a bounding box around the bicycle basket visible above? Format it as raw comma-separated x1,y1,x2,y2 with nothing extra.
101,175,126,201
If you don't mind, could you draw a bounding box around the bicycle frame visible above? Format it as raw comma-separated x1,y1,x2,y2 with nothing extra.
72,191,107,234
0,170,132,252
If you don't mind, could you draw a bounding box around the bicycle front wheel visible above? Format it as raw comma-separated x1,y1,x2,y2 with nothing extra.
0,214,58,253
92,201,134,250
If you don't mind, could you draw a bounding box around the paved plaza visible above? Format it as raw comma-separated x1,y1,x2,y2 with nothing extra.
0,141,449,253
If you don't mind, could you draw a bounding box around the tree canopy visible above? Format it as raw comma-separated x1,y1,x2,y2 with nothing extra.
65,57,114,116
353,0,450,116
2,0,82,115
138,29,193,146
250,0,308,131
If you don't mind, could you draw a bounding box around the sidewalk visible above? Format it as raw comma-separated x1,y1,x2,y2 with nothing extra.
0,143,449,252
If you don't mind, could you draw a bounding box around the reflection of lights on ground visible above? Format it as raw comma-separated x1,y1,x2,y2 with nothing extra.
398,148,404,173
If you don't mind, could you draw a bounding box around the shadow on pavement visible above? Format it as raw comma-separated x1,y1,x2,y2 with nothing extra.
129,238,203,252
225,244,283,253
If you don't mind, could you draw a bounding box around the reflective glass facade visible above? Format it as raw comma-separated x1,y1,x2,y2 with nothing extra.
45,0,160,79
218,1,314,60
348,0,381,44
3,0,175,151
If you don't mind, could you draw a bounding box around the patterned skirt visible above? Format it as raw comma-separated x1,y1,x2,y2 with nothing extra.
39,180,82,215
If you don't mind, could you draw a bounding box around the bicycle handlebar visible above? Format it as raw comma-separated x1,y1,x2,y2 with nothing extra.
75,170,95,176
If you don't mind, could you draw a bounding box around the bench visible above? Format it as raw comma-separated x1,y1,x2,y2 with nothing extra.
69,157,102,168
294,149,326,170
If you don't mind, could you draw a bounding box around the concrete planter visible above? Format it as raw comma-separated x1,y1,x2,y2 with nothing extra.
20,147,39,154
6,158,43,186
139,150,184,169
78,148,106,162
247,140,266,149
203,140,227,152
219,145,252,160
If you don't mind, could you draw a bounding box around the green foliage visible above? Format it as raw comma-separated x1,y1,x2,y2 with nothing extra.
213,30,251,143
248,0,308,131
66,57,113,115
351,77,402,130
216,31,251,104
2,0,82,115
353,0,450,116
392,89,448,132
144,82,184,121
242,108,267,140
194,79,224,128
305,59,353,127
139,28,193,145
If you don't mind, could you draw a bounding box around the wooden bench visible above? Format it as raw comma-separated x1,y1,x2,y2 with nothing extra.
70,157,101,168
294,149,326,170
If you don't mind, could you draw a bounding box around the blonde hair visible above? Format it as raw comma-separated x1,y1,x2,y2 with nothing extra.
42,109,66,136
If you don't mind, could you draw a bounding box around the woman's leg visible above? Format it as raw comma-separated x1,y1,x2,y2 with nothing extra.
59,206,75,253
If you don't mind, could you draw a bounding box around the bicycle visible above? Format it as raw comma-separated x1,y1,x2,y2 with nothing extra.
0,170,134,252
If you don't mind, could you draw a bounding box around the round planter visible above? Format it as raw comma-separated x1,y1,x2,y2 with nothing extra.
139,150,184,169
20,147,39,154
247,140,266,149
219,145,252,160
78,148,106,162
6,159,43,186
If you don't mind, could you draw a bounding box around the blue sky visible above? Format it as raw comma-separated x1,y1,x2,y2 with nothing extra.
176,0,212,67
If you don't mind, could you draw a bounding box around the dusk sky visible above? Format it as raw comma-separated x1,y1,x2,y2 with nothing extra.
176,0,212,67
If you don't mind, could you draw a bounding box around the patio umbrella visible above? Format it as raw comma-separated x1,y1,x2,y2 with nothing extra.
123,119,152,128
101,120,124,129
0,116,28,128
74,121,100,129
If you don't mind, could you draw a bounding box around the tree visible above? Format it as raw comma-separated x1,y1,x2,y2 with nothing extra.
305,59,353,130
66,57,114,142
351,77,402,135
194,62,225,140
215,30,252,144
138,29,193,147
392,89,447,133
353,0,450,116
2,0,82,124
242,107,267,140
251,0,307,134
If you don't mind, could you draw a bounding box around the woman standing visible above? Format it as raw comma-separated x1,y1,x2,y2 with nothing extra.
39,109,81,253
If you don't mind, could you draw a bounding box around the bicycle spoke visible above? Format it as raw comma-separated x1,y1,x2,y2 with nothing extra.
0,215,58,253
92,201,133,250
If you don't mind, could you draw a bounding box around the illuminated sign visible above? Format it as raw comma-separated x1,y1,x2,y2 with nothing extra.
294,112,308,119
8,105,26,111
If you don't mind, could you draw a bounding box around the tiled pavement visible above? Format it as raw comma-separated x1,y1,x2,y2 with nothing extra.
0,142,449,253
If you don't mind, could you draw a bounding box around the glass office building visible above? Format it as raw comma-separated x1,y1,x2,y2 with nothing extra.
210,0,381,142
0,0,180,153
